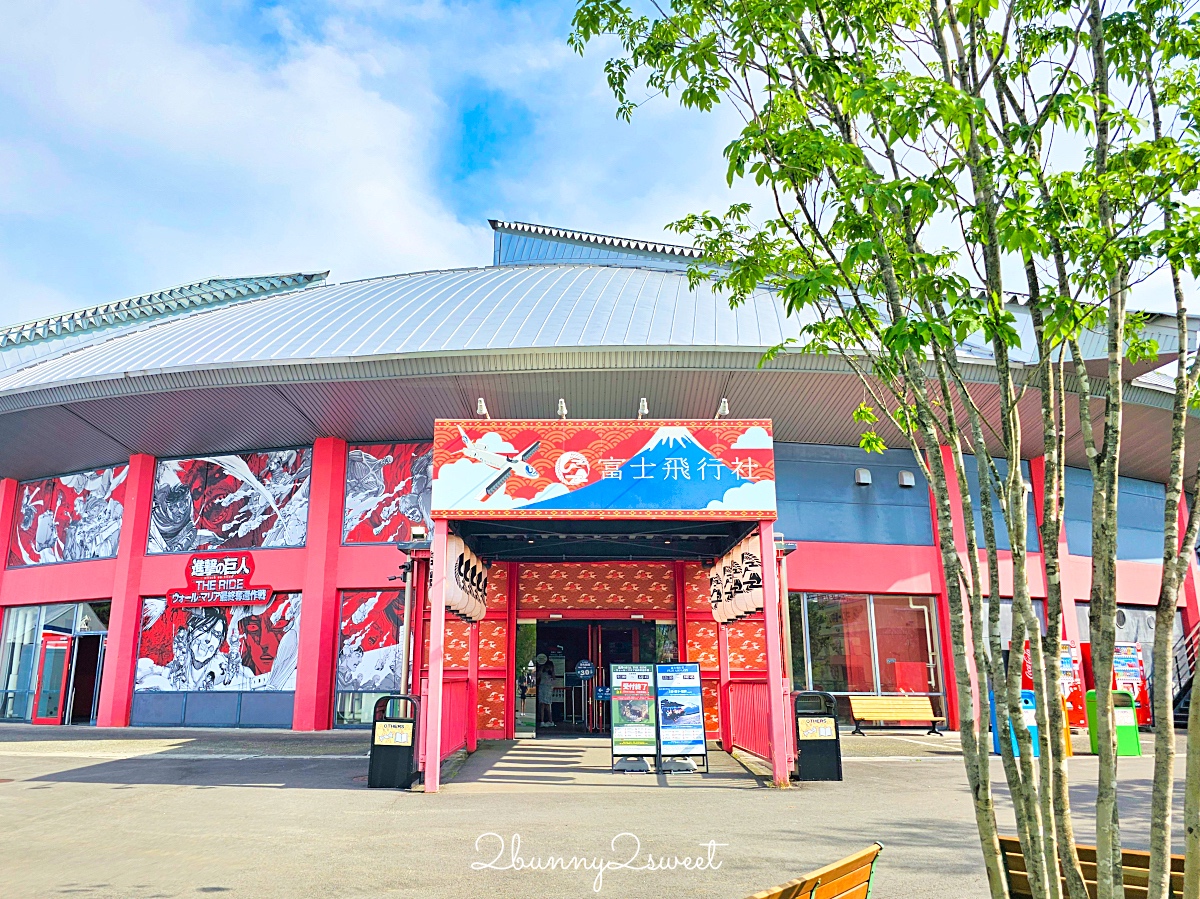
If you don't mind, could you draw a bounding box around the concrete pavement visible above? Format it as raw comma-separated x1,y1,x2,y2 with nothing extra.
0,724,1189,899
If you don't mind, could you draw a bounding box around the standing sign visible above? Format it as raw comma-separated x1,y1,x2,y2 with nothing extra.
1113,643,1151,726
655,663,707,759
610,663,657,758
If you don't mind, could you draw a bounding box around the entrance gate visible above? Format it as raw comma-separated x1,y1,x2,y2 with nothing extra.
420,417,793,792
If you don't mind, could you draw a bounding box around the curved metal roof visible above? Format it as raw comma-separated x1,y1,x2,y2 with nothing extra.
0,264,793,408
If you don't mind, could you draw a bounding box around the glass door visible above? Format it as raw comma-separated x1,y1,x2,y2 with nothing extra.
513,621,537,738
31,633,72,725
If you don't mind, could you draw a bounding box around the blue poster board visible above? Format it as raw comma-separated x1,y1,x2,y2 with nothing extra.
655,663,707,758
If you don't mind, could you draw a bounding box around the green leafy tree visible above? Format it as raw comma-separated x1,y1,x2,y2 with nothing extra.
572,1,1200,897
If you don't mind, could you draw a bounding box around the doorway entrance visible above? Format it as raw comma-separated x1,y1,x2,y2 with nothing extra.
513,619,678,737
21,602,111,726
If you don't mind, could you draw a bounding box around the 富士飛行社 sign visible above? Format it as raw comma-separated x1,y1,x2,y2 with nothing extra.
429,419,776,519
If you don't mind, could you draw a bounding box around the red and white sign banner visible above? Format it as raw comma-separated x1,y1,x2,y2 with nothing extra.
167,553,274,607
430,419,776,520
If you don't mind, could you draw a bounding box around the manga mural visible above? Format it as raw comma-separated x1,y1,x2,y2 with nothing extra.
431,420,776,520
337,591,405,692
147,450,311,554
9,466,128,566
134,593,302,692
342,442,433,544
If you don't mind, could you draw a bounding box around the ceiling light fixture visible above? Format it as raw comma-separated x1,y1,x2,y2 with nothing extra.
715,398,730,419
637,397,649,420
557,398,568,420
476,398,490,419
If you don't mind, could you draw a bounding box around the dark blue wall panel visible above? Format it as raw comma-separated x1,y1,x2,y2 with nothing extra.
963,458,1041,553
774,444,934,545
1064,466,1166,562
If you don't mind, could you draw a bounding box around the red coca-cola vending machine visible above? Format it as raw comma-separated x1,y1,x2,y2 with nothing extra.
1021,641,1087,728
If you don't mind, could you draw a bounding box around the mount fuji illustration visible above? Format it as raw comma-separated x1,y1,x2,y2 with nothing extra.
524,426,775,513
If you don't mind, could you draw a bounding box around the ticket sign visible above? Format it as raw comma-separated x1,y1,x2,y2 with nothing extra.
611,664,657,756
656,663,707,757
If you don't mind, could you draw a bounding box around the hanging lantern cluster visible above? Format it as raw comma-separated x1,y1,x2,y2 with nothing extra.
708,532,764,623
446,534,488,622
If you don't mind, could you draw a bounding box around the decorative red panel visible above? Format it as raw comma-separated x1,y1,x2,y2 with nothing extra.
486,564,509,612
682,562,712,612
477,677,507,731
423,618,471,670
702,680,721,736
686,620,719,670
518,562,675,611
728,619,767,670
11,465,128,566
479,620,508,669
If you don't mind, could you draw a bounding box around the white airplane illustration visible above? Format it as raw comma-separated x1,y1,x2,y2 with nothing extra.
457,426,541,497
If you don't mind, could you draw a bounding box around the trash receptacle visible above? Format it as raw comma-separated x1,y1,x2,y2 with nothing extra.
792,691,842,781
1085,689,1142,757
368,694,421,788
989,689,1039,757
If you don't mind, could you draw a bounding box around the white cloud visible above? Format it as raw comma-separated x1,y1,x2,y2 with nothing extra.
706,479,776,513
730,426,773,450
476,432,517,454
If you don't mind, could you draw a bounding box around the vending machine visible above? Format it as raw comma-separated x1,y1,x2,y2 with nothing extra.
1112,643,1151,726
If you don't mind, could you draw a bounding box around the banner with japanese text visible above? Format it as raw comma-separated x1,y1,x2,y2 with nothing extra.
430,420,775,519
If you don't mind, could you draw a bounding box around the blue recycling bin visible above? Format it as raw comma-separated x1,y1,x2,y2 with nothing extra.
990,689,1039,757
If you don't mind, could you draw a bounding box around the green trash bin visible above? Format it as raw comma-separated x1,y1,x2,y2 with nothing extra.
1085,689,1142,757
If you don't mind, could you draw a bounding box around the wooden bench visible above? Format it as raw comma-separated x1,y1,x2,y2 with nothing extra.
743,843,883,899
999,835,1185,899
848,695,944,735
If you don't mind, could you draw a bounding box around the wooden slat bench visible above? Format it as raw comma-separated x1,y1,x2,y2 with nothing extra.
999,835,1185,899
848,695,944,736
743,843,883,899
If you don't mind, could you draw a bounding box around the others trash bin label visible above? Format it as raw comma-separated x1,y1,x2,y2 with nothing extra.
374,722,414,746
797,716,837,740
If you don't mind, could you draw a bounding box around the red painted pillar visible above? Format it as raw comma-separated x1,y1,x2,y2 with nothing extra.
933,446,964,731
673,561,687,663
758,521,791,786
292,437,347,731
467,619,479,752
718,615,732,750
1030,455,1082,646
95,453,157,728
505,562,518,739
1176,502,1200,635
0,478,18,602
425,518,449,792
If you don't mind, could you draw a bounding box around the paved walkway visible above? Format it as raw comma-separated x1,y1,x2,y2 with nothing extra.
0,724,1189,899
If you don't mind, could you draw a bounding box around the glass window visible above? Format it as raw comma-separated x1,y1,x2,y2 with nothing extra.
873,595,939,693
0,606,41,720
41,604,74,633
74,602,111,633
805,594,875,693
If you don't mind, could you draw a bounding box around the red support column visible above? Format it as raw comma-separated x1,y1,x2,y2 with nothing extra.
467,619,479,752
96,453,157,728
933,446,964,731
673,561,687,662
504,562,518,739
425,518,449,793
0,479,18,603
292,437,348,731
758,521,791,786
718,617,731,750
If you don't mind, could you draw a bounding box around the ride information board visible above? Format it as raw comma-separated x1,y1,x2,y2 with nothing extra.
610,664,657,756
655,663,707,757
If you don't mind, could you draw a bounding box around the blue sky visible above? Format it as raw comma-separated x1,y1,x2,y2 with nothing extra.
0,0,747,326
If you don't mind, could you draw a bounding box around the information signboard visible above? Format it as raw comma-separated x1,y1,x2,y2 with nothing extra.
610,663,657,757
655,663,707,758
